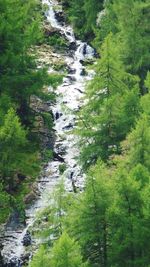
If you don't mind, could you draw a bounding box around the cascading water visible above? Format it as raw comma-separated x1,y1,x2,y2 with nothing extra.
1,1,94,266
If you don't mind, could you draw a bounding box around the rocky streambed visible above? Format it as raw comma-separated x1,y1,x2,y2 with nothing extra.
1,0,95,266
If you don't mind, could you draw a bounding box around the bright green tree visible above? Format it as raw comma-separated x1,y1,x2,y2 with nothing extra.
0,108,27,179
0,108,40,189
30,246,50,267
122,115,150,171
51,232,88,267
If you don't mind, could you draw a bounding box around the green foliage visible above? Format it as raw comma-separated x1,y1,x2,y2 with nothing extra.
0,183,11,223
29,245,50,267
30,233,88,267
33,181,69,241
46,33,69,51
109,164,150,266
122,115,150,171
114,0,150,80
77,34,139,169
59,164,67,174
0,108,27,181
63,0,104,40
145,71,150,91
42,112,53,130
0,0,58,224
66,162,112,266
50,232,88,267
83,0,103,39
30,1,150,267
42,149,53,163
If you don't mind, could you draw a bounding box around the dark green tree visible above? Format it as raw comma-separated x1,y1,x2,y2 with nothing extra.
109,165,150,267
77,34,139,169
66,162,112,266
114,0,150,89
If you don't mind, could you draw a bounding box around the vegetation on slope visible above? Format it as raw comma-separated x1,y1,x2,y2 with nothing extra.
1,0,150,266
0,0,63,224
30,0,150,267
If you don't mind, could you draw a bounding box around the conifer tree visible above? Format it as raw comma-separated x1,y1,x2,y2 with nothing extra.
0,108,40,189
68,0,85,38
109,165,150,266
83,0,103,39
77,34,139,168
0,108,27,181
114,0,150,88
51,232,88,267
67,162,112,266
0,0,49,125
122,115,150,171
29,246,50,267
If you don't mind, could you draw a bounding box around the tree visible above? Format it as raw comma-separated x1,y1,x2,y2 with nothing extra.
50,232,88,267
93,0,117,48
83,0,103,40
34,180,72,244
77,34,139,169
0,0,49,126
109,165,150,266
0,108,40,189
114,0,150,89
0,108,27,180
30,246,50,267
122,115,150,171
67,0,85,38
64,0,103,40
0,183,11,223
66,162,112,267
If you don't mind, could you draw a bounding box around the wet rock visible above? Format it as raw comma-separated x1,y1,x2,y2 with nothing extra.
21,252,30,265
53,152,65,162
30,95,51,113
54,11,64,25
83,43,87,55
6,211,25,229
66,75,76,82
24,191,37,205
55,111,63,120
22,231,31,247
43,23,59,36
8,257,21,267
68,67,76,75
69,42,77,51
80,68,87,76
62,123,74,130
17,173,26,181
0,242,4,267
55,143,67,156
75,88,84,94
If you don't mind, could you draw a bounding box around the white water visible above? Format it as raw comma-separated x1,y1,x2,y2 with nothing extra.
1,1,94,266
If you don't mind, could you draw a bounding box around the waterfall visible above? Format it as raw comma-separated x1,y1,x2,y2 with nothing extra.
1,1,94,266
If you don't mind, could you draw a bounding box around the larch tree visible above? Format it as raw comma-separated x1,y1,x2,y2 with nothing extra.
77,33,139,169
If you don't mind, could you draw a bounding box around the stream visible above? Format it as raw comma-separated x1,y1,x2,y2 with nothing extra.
1,0,94,266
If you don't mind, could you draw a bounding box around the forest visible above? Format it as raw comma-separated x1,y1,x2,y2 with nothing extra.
0,0,150,266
